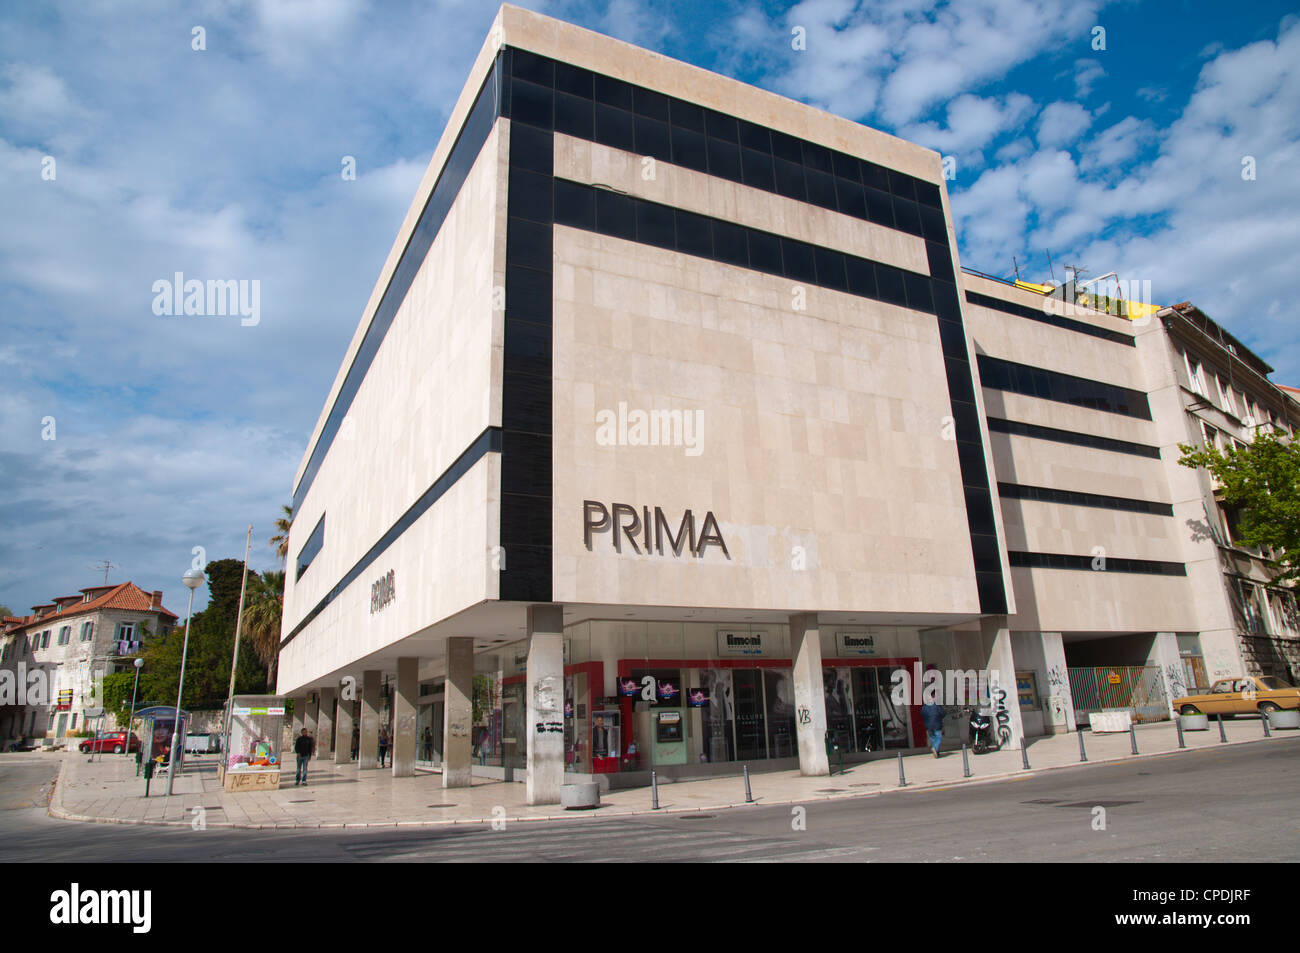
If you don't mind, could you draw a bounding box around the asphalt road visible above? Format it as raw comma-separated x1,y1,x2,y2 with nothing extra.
1,741,1296,862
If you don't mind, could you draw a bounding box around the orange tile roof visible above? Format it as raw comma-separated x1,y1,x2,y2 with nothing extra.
17,582,178,631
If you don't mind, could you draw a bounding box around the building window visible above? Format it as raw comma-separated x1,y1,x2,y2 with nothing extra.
80,621,93,642
116,622,136,642
296,515,326,581
40,630,50,649
57,626,71,645
1217,376,1238,417
1184,353,1206,396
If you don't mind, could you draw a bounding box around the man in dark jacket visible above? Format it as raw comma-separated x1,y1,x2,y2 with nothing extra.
920,701,945,758
293,729,314,786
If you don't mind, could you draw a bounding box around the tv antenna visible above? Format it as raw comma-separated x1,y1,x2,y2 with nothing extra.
89,560,117,585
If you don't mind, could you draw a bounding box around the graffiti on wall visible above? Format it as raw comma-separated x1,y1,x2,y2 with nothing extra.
993,687,1012,747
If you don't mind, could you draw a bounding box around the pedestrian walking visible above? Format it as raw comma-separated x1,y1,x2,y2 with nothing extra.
294,728,314,785
350,725,359,761
378,725,390,767
422,726,433,762
921,699,945,758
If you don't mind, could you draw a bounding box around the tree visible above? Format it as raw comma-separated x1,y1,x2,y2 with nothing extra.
243,570,285,691
1179,430,1300,582
0,604,13,618
269,504,294,565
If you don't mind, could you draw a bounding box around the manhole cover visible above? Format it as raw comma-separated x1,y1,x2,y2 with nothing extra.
679,814,715,820
426,804,457,809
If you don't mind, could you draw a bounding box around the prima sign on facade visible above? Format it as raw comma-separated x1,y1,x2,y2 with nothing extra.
370,569,396,614
583,501,729,558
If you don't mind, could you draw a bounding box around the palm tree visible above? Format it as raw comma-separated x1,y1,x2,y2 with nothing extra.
269,504,293,565
244,570,285,691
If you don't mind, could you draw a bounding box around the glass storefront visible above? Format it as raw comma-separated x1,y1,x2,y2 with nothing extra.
469,620,932,778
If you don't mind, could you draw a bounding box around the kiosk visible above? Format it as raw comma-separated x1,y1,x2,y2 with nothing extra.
219,696,286,792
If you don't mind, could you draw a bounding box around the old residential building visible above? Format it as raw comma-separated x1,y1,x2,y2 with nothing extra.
1,582,177,745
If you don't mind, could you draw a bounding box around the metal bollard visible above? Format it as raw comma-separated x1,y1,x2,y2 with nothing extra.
1020,739,1030,770
1263,713,1272,738
1175,715,1185,748
1129,722,1139,755
743,764,753,803
651,770,659,810
897,750,908,787
1217,713,1228,743
1077,729,1088,762
961,744,971,778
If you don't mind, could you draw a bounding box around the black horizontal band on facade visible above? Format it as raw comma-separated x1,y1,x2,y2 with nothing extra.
295,515,325,580
997,482,1174,517
964,291,1136,347
984,416,1162,459
976,354,1153,420
280,426,503,650
1008,551,1187,576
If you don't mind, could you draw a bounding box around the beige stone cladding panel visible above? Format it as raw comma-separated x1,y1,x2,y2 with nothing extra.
284,124,505,633
1008,567,1198,633
551,227,979,615
554,135,927,275
999,499,1180,563
961,273,1137,341
965,305,1148,392
277,456,499,694
989,433,1168,504
499,5,940,182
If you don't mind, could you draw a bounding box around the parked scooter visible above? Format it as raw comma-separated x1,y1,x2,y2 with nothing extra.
967,706,1000,754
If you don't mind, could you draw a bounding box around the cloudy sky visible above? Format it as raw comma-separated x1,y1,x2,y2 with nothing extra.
2,0,1297,616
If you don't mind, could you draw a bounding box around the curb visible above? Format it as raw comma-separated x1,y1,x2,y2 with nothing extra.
45,731,1293,830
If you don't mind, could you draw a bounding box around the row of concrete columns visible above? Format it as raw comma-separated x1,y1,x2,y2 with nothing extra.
288,609,1023,803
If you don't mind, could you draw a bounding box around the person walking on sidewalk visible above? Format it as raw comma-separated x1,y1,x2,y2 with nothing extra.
377,725,390,768
921,700,945,758
294,728,314,785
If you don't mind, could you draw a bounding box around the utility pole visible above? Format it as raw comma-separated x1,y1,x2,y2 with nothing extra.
222,526,254,758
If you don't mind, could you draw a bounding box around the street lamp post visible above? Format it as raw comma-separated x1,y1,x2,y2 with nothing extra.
165,569,205,798
126,656,144,758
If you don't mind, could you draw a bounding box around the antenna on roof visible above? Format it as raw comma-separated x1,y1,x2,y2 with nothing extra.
89,560,116,585
1045,249,1057,284
1012,256,1021,281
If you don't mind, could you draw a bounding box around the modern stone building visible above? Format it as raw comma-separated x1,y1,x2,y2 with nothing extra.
277,5,1297,802
0,581,177,745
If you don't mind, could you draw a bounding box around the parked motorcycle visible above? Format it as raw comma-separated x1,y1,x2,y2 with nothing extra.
967,706,1000,754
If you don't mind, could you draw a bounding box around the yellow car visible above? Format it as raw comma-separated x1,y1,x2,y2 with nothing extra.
1174,676,1300,717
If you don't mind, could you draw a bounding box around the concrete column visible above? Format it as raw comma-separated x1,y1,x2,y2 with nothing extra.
393,657,418,777
525,604,565,806
443,637,474,788
1040,632,1075,732
302,693,319,752
981,616,1024,751
1148,632,1183,717
317,687,335,759
789,612,829,776
291,697,304,739
334,681,354,763
359,670,380,770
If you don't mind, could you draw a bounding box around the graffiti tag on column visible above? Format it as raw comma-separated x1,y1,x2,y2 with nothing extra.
797,705,811,726
534,722,564,734
993,687,1012,747
1047,665,1067,695
1164,664,1186,700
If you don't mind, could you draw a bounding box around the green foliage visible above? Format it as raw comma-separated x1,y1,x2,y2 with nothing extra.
1179,430,1300,582
0,604,13,618
134,559,269,711
243,569,284,691
101,671,139,717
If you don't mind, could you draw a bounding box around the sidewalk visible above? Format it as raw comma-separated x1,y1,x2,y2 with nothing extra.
47,716,1298,829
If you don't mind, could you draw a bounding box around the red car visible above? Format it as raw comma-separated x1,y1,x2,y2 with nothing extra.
78,731,140,754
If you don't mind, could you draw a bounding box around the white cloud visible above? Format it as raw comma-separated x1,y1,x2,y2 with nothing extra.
902,92,1036,159
1073,58,1106,97
1036,100,1093,148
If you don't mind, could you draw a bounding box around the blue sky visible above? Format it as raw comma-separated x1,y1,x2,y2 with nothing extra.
2,0,1297,616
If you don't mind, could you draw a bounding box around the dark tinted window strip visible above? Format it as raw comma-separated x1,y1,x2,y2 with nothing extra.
292,57,505,513
965,291,1134,347
985,416,1161,459
976,354,1152,420
281,427,503,649
1008,551,1187,576
997,482,1173,517
501,103,554,603
295,516,325,581
503,48,944,225
554,179,936,314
